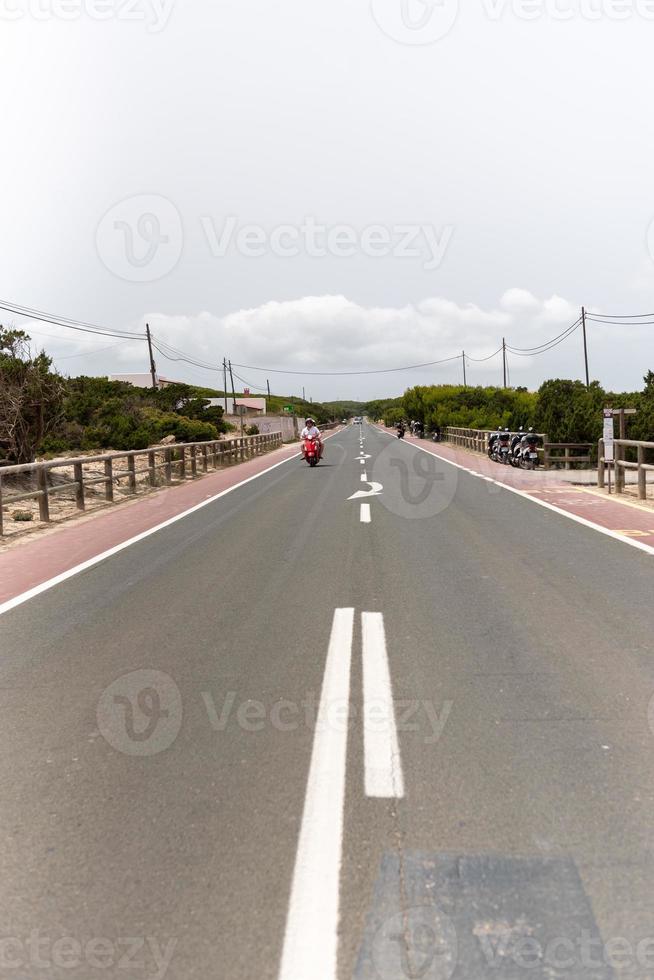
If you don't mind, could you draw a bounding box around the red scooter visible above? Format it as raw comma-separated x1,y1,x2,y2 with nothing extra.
302,436,321,467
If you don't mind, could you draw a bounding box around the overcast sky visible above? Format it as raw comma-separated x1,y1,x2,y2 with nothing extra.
1,0,653,400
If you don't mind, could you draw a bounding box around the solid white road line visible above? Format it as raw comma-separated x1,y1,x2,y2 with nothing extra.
361,612,405,799
0,432,346,617
361,472,367,482
278,608,354,980
375,426,654,557
360,504,371,523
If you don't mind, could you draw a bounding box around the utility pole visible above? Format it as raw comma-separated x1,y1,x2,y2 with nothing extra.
302,386,306,402
145,323,157,390
267,379,271,398
581,307,590,387
462,350,467,388
502,337,507,389
228,359,243,438
223,358,228,413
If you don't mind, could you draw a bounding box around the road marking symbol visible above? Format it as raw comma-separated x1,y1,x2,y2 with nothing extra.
349,482,383,500
360,504,371,523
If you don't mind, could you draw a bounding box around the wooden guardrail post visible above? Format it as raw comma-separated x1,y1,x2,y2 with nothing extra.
36,466,50,521
597,440,605,488
190,445,197,478
201,445,208,473
638,444,647,500
127,455,137,493
615,441,624,494
73,462,85,510
164,448,172,484
148,451,157,487
104,459,114,501
178,446,186,481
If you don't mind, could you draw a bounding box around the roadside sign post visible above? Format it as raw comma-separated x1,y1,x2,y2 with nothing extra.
603,409,614,494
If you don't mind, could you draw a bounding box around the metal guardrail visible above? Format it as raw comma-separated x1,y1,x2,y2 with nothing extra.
598,438,654,499
0,432,283,535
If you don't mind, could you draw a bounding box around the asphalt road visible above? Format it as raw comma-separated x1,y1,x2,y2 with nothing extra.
0,423,653,980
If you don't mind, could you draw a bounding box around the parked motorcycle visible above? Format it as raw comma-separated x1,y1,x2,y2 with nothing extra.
302,436,321,467
397,425,406,440
512,428,540,469
496,429,512,464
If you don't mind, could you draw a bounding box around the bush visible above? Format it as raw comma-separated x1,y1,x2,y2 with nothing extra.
245,424,259,435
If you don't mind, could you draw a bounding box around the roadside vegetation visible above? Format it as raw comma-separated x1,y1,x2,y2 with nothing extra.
368,375,654,446
0,327,335,463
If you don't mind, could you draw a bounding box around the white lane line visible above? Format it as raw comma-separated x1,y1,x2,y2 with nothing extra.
360,459,365,465
360,503,371,523
361,472,368,482
0,432,345,618
361,612,404,799
278,608,354,980
373,426,654,557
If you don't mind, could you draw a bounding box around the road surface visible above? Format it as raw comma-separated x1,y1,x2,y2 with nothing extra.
0,423,653,980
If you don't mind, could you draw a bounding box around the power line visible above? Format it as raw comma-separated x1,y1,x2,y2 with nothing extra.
507,320,582,357
0,299,144,340
508,318,581,353
54,339,134,360
228,354,463,377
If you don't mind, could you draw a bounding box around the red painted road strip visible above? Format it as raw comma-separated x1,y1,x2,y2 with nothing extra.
0,442,304,606
379,427,654,549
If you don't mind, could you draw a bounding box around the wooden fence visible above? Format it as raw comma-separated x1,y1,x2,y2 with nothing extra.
598,438,654,499
0,432,283,536
443,427,595,471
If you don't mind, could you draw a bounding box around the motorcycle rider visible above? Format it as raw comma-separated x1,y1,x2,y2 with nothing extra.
300,417,323,460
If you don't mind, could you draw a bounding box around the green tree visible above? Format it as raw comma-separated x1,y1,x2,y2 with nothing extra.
534,379,605,443
0,327,65,463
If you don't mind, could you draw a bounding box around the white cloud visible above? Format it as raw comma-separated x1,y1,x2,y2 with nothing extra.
135,292,590,398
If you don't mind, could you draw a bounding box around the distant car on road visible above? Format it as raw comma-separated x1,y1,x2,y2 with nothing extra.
353,416,363,424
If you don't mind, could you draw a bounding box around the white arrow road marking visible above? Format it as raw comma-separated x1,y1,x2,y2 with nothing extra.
355,453,371,460
360,472,368,482
348,482,383,500
278,609,354,980
362,613,405,799
360,504,371,523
